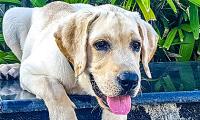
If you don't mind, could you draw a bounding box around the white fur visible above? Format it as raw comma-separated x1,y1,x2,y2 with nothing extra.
2,1,158,120
3,2,127,120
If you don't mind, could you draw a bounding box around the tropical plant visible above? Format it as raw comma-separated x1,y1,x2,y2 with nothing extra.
0,0,20,5
152,0,200,62
29,0,46,7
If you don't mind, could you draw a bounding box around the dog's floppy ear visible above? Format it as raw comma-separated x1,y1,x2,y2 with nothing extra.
54,11,99,77
135,15,159,78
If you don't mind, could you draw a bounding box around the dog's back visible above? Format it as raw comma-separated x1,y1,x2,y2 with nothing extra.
3,1,93,61
3,7,33,60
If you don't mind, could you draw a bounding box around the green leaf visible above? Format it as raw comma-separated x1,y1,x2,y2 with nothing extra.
130,2,137,11
0,0,20,4
160,16,169,28
163,27,178,50
158,38,165,47
83,0,88,4
4,53,19,62
0,58,6,64
171,38,181,45
178,29,184,42
188,0,200,7
136,0,156,21
141,0,150,12
197,41,200,56
30,0,46,7
0,50,7,57
0,33,4,43
153,24,161,36
177,32,195,61
111,0,117,4
63,0,69,3
0,50,19,63
125,0,134,10
167,0,177,14
180,24,192,32
182,11,188,21
189,2,199,39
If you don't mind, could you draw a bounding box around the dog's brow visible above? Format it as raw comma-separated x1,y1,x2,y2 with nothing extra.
90,33,112,42
131,38,141,42
130,31,141,41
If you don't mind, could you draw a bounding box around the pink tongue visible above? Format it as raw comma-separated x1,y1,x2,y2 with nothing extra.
106,96,131,115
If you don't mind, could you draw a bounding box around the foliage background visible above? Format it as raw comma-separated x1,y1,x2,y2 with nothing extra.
0,0,199,92
0,0,199,63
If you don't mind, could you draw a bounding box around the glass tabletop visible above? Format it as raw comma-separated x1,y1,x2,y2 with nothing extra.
142,61,200,93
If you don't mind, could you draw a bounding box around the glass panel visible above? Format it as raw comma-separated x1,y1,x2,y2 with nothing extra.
1,61,200,100
141,61,200,93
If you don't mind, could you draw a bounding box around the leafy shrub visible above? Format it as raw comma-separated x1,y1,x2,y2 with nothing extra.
0,0,199,63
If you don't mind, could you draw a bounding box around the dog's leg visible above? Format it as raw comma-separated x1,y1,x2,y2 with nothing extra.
102,109,127,120
20,68,77,120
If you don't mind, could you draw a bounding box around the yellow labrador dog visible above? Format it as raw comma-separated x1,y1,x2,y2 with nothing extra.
2,1,158,120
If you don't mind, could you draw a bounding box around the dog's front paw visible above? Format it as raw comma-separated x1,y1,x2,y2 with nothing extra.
0,63,20,80
102,109,127,120
47,104,77,120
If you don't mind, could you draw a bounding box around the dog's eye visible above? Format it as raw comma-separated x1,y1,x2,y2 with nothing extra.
93,40,110,51
130,41,141,52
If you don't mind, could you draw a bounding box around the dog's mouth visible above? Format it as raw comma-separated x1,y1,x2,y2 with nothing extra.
89,73,131,115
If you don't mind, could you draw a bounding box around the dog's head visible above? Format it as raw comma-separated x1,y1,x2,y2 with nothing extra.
54,5,158,115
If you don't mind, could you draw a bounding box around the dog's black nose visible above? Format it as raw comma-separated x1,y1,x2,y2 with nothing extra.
118,71,139,92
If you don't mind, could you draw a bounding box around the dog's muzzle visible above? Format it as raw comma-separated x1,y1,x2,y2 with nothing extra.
88,72,139,115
